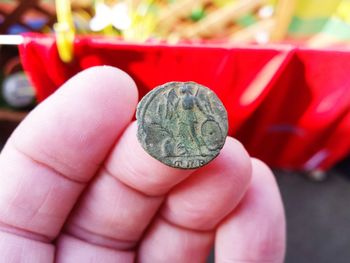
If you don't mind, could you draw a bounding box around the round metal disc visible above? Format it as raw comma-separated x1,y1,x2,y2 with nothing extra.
136,81,228,169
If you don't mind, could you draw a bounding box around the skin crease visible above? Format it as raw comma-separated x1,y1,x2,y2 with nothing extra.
0,66,286,263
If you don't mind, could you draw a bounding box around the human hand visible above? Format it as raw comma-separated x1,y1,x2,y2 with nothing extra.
0,66,285,263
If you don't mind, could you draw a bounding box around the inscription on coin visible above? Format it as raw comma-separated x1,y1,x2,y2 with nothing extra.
136,81,228,169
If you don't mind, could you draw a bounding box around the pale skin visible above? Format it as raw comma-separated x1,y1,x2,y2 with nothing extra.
0,66,286,263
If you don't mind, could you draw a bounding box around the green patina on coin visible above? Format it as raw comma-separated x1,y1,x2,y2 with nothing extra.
136,81,228,169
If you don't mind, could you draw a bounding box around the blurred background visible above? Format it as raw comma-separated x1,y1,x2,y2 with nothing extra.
1,0,350,262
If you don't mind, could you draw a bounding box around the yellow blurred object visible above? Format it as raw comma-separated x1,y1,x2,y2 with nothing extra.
294,0,341,19
212,0,235,7
270,0,296,41
54,0,75,63
337,0,350,23
71,0,93,8
123,0,157,41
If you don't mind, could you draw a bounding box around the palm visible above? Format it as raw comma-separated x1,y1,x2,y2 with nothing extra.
0,67,285,263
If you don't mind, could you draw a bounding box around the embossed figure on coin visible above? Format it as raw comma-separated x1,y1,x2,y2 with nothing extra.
136,81,228,169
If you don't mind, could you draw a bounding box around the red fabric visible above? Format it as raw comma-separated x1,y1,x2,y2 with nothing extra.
19,33,350,171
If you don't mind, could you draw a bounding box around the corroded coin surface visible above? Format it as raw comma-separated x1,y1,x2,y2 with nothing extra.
136,81,228,169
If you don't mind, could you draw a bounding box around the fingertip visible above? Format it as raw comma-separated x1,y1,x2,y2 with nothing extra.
60,65,139,112
216,136,252,189
251,158,274,181
215,158,286,263
250,158,283,211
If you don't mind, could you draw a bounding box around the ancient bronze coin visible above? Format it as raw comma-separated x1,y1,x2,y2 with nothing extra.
136,81,228,169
